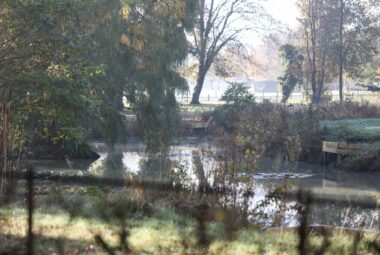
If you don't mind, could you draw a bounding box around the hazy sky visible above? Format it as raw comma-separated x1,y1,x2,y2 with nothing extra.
239,0,299,46
264,0,299,29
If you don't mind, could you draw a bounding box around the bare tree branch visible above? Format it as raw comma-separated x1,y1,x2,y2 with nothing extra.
189,0,272,104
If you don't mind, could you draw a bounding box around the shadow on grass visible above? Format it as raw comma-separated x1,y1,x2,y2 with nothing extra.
0,234,100,255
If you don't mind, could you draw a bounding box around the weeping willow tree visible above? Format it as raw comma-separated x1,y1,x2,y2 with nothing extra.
0,0,126,179
121,0,197,152
90,1,128,145
0,0,198,187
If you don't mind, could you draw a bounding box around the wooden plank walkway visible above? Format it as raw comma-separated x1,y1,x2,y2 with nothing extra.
322,141,364,167
322,141,362,155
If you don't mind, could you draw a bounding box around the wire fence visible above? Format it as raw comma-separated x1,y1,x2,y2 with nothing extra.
177,91,380,105
1,167,380,254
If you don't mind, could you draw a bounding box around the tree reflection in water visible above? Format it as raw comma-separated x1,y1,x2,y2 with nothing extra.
102,152,125,180
139,154,174,181
87,144,380,231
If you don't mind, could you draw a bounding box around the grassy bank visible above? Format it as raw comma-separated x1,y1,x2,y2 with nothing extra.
1,206,379,255
320,118,380,141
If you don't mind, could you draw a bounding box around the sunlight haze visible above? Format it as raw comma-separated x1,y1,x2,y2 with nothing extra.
264,0,299,29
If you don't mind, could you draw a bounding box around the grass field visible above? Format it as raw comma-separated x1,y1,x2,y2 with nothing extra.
1,205,379,255
320,118,380,141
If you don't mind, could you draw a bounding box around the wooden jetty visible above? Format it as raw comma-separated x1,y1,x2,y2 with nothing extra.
187,120,207,129
322,141,362,155
183,118,208,135
322,141,362,166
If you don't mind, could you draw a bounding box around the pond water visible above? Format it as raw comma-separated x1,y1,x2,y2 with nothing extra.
30,139,380,231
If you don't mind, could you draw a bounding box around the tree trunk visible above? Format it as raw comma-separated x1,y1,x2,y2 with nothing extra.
338,0,344,103
310,56,318,103
191,70,206,105
338,61,344,103
0,101,11,196
0,85,14,196
316,53,326,103
311,70,318,103
192,150,209,192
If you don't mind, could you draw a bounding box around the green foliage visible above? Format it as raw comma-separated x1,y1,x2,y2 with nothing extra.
0,0,198,158
221,82,255,106
0,0,128,159
360,47,380,89
0,0,199,160
122,0,197,152
278,44,304,103
212,83,255,133
212,100,324,168
297,0,380,102
236,104,309,165
335,0,380,80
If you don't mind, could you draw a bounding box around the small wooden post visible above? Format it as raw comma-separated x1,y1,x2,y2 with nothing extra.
323,152,327,179
337,154,342,167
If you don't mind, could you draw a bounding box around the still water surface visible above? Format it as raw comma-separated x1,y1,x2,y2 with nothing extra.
32,139,380,230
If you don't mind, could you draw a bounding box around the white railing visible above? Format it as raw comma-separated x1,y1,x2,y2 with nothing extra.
177,91,380,105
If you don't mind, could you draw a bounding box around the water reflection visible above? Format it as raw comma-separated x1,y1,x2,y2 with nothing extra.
192,150,210,191
139,155,175,180
103,152,125,180
84,142,380,230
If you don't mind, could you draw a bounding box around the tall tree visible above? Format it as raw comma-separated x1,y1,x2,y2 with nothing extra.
333,0,380,102
298,0,379,103
0,0,125,171
189,0,269,104
121,0,197,152
298,0,336,103
360,42,380,91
